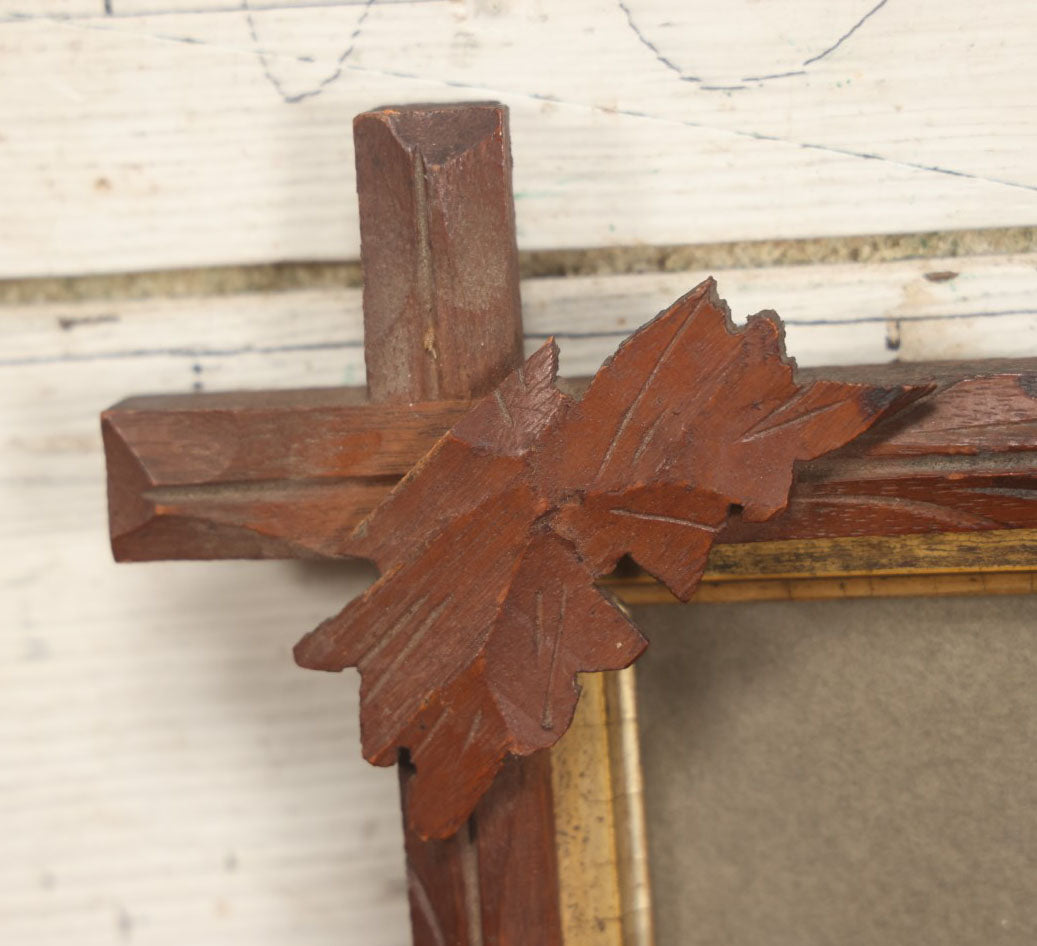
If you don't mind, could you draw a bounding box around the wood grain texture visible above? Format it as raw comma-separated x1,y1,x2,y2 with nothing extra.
3,1,1036,277
101,391,472,560
398,753,563,946
355,103,523,402
102,358,1037,562
396,757,475,946
473,751,562,946
293,278,921,838
719,369,1037,544
352,102,561,946
0,538,411,946
6,14,1035,933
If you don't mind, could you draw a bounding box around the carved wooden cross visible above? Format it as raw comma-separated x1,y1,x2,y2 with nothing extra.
102,103,1037,945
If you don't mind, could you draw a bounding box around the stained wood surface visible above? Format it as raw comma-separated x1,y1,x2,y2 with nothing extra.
102,357,1037,562
351,102,562,946
472,751,562,946
355,103,523,402
5,8,1037,936
718,369,1037,544
395,758,474,946
3,1,1037,277
292,279,922,837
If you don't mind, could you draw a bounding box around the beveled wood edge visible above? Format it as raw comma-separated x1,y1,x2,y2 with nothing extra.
603,667,654,946
603,528,1037,605
550,672,624,946
550,668,656,946
612,570,1036,606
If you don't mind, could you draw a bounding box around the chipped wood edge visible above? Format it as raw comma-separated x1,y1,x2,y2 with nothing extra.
551,668,656,946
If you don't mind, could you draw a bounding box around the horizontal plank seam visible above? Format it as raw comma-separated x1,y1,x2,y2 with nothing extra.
526,308,1037,339
2,230,1033,305
6,309,1037,368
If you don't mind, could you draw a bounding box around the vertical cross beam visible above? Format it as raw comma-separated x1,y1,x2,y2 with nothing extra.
355,103,524,403
355,103,563,946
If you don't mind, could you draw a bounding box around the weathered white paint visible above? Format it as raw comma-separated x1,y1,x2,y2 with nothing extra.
0,1,100,14
1,0,1035,277
0,296,409,942
6,253,1034,382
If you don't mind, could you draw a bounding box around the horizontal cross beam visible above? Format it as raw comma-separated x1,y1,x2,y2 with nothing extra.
103,358,1037,563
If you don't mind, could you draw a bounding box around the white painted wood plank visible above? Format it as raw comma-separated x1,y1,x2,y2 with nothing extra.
519,254,1037,371
1,0,1035,277
0,1,101,15
0,338,409,943
0,535,408,946
2,255,1035,943
0,269,406,942
897,315,1037,362
112,1,418,12
5,254,1033,383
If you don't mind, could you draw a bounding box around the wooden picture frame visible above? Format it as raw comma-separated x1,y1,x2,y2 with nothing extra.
100,102,1035,944
104,355,1036,944
554,526,1035,946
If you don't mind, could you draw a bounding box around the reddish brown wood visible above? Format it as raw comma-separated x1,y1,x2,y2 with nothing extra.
354,104,562,946
294,279,926,839
397,753,563,946
719,369,1037,543
355,103,523,403
397,756,476,946
102,391,471,560
102,361,1037,561
474,752,562,946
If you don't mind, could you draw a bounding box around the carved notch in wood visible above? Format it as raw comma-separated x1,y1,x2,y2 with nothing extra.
294,277,928,840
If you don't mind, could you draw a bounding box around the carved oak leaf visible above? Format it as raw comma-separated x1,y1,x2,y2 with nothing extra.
294,278,924,839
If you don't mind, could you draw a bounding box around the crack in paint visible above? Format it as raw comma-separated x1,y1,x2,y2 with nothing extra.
619,0,890,88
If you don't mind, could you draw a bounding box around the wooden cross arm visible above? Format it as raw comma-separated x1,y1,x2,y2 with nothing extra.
101,389,471,560
103,357,1037,564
